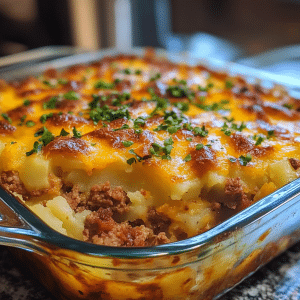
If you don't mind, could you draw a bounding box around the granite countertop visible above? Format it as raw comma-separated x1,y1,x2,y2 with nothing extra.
1,243,300,300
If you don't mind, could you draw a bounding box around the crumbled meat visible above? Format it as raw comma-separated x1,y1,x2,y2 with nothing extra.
62,184,84,211
62,181,131,215
289,158,300,170
0,171,28,196
86,182,131,214
0,171,48,200
148,208,171,235
222,177,251,210
83,208,170,247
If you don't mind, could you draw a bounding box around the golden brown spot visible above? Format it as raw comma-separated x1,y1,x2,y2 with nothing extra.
48,113,89,127
86,128,153,155
190,146,216,177
0,120,16,135
44,137,90,155
7,105,34,121
231,132,273,157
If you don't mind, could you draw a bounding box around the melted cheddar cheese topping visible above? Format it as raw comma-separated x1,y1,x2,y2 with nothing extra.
0,52,299,245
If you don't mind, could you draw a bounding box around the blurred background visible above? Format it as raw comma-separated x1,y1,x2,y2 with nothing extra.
0,0,300,75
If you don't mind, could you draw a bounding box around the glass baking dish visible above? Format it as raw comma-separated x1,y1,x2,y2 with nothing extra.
1,47,300,300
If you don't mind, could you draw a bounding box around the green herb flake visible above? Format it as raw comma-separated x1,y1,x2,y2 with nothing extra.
39,127,55,146
26,120,35,127
63,91,80,100
1,113,12,124
72,127,82,138
150,73,161,81
23,99,31,106
94,80,115,89
186,137,192,141
239,154,252,166
43,96,58,109
225,80,234,89
91,143,96,147
193,125,208,137
183,154,192,162
10,141,16,145
267,130,275,139
59,128,70,137
228,157,237,163
196,143,204,150
255,135,265,146
122,140,134,147
282,103,293,110
127,157,136,165
174,102,189,112
40,113,53,124
113,124,130,131
26,141,42,156
135,69,142,75
58,78,68,85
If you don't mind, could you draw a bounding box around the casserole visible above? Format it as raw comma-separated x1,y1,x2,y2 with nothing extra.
0,47,300,300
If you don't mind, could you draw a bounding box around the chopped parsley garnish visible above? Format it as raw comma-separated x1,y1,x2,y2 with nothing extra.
282,103,293,110
63,91,80,100
26,120,35,127
1,113,12,124
113,124,130,131
43,80,56,88
18,115,27,126
133,116,146,128
254,135,264,146
122,68,132,75
183,154,192,162
150,73,161,81
154,110,185,134
225,80,234,89
94,80,115,89
267,130,274,139
149,138,174,160
135,69,142,75
91,143,96,147
126,149,150,165
186,137,192,141
193,125,208,137
198,82,214,92
221,122,231,136
173,102,189,112
59,128,70,136
72,127,82,138
111,92,130,106
122,140,134,147
40,113,53,124
43,96,58,109
23,99,31,106
196,143,204,150
10,141,16,144
239,154,252,166
228,157,237,163
26,141,42,156
58,78,68,85
167,85,195,100
195,99,229,112
40,127,55,146
89,105,130,125
231,121,246,132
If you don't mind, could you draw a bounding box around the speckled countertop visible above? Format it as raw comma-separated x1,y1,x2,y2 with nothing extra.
1,243,300,300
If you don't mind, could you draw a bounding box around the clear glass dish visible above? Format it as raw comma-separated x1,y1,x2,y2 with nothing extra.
0,48,300,300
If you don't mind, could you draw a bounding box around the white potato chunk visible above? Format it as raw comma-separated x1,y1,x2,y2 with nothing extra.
28,202,67,235
19,154,50,191
268,159,298,188
46,196,91,239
